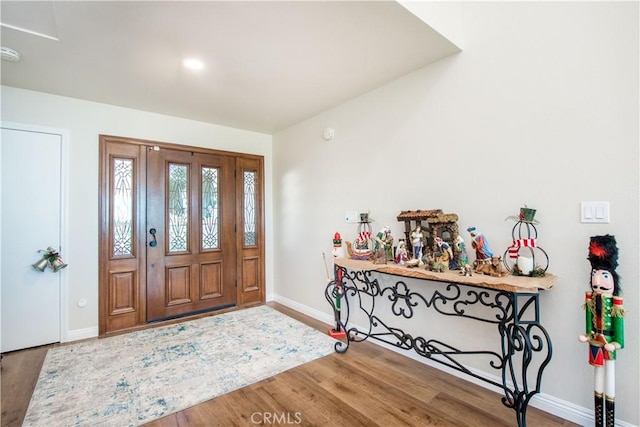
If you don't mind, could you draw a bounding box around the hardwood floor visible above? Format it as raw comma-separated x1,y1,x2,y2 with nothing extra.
1,302,576,427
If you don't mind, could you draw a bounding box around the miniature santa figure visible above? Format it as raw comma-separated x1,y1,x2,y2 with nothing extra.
579,235,625,427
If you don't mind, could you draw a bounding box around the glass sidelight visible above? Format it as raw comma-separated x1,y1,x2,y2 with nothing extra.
168,163,188,252
243,171,256,246
201,167,219,250
113,158,133,256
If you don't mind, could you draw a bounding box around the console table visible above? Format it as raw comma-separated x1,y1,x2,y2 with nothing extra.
325,257,556,427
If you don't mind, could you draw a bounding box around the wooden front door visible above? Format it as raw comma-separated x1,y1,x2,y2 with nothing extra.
146,148,236,322
99,135,264,335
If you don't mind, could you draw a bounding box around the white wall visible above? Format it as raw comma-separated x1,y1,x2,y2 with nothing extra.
400,0,464,49
0,86,273,337
273,2,639,425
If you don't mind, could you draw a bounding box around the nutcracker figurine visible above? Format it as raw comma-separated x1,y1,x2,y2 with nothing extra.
579,235,625,427
328,232,346,338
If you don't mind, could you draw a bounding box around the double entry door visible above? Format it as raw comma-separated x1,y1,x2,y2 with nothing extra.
99,136,264,335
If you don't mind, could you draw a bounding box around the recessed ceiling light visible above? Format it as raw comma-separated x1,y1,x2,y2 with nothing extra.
183,58,204,70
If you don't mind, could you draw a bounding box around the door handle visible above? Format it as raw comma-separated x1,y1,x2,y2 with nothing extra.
149,228,158,247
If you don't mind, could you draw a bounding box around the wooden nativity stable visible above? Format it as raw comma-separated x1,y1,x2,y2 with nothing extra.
397,209,460,258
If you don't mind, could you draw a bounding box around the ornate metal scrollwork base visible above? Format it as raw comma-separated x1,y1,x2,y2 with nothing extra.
325,265,552,427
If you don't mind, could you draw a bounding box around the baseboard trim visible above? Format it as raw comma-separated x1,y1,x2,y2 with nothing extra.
64,326,98,342
272,295,638,427
272,295,335,326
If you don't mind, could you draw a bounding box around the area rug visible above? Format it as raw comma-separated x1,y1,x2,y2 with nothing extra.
23,305,338,426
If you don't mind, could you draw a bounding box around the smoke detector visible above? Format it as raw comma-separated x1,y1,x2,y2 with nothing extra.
1,47,22,62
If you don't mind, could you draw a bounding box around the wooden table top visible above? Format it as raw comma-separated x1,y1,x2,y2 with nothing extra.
334,257,556,293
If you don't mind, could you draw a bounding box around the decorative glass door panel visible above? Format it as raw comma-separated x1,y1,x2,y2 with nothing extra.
243,171,256,246
236,158,264,305
201,167,219,250
113,158,134,257
168,163,189,253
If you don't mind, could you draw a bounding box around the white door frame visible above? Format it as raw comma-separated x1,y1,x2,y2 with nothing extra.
0,121,69,346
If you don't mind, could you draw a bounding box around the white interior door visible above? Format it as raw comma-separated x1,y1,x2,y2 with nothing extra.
1,125,63,353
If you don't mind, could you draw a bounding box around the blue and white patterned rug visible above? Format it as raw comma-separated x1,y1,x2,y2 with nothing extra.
23,305,338,426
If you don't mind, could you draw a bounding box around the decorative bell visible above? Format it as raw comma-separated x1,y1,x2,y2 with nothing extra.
32,247,68,272
32,257,50,272
50,257,68,272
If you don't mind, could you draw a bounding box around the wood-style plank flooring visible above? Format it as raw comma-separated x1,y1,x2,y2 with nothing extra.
1,302,576,426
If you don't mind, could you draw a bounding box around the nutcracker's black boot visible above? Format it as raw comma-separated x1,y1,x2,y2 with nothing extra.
605,396,615,427
595,392,604,426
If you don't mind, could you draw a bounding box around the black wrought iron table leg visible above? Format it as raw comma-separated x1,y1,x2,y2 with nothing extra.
500,293,553,427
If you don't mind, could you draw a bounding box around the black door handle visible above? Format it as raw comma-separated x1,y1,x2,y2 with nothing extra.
149,228,157,247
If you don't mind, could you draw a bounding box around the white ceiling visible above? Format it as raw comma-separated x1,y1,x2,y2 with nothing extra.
1,1,460,134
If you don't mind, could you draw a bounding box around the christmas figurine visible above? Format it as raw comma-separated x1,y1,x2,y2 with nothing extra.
327,233,346,339
395,239,408,266
579,235,625,427
332,232,346,259
373,226,394,262
410,225,425,265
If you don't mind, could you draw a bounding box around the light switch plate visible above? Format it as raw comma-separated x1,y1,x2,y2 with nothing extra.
345,211,358,223
581,202,610,223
